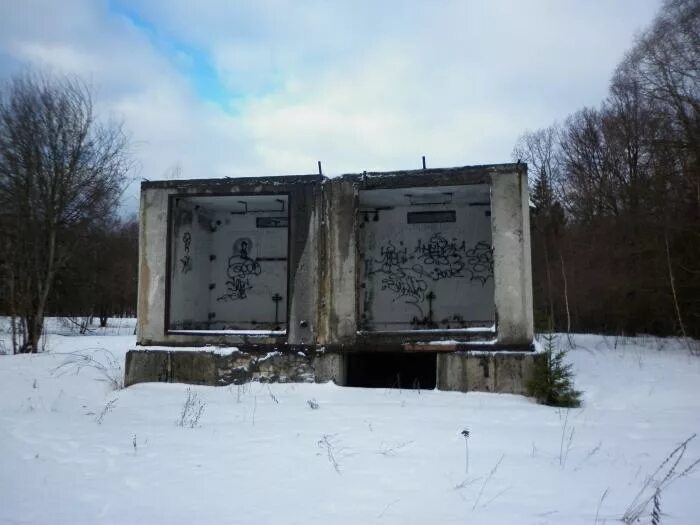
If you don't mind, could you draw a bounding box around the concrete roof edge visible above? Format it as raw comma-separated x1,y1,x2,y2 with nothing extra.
339,162,526,181
140,174,325,190
139,163,526,190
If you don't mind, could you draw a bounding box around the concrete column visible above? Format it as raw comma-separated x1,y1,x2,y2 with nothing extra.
490,169,534,345
286,185,321,346
136,188,172,344
318,180,358,344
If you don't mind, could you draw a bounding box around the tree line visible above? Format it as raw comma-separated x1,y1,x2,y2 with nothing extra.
0,73,136,352
514,0,699,338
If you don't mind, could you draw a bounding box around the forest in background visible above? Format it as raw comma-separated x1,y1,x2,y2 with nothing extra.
514,0,699,338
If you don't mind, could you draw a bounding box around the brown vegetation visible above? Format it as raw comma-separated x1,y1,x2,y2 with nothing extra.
514,0,699,337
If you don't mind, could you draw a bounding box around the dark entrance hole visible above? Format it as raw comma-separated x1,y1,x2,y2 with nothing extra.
345,352,437,389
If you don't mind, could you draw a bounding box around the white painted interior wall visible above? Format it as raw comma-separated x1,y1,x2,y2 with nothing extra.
168,195,289,332
169,199,210,329
358,184,494,331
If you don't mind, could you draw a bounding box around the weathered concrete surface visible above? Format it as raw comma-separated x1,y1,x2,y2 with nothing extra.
125,348,346,387
124,350,171,385
358,184,494,331
312,352,346,384
287,184,322,346
136,164,534,361
436,350,543,394
317,178,358,345
491,168,534,345
126,347,539,394
136,187,171,344
137,176,320,347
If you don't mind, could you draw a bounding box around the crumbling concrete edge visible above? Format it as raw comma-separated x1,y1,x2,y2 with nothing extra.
125,344,542,395
124,348,345,388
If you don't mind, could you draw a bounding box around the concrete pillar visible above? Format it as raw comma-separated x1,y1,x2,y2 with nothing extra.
318,180,358,344
136,188,172,344
313,353,347,385
491,169,534,345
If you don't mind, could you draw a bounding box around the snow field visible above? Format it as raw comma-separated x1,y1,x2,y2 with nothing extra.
1,322,699,524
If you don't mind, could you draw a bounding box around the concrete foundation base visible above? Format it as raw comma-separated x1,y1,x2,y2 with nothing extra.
124,348,345,387
436,351,544,395
125,346,541,395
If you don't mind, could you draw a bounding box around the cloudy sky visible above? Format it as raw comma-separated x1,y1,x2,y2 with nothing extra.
0,0,661,212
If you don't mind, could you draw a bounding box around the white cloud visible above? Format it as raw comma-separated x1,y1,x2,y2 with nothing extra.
0,0,663,213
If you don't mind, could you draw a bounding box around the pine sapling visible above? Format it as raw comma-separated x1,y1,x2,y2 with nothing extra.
528,331,582,407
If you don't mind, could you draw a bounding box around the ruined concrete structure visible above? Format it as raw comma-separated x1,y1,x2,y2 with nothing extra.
126,163,541,393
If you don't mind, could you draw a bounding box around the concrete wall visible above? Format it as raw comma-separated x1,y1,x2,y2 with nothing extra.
170,196,289,331
137,176,321,347
124,347,542,394
491,169,534,345
169,200,216,329
436,350,544,394
317,178,358,345
136,185,172,344
136,165,533,350
358,184,494,331
124,348,346,387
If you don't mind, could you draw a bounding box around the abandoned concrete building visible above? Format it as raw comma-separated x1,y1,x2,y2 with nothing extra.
125,163,541,393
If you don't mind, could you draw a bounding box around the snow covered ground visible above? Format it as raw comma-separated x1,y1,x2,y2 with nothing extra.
1,319,699,524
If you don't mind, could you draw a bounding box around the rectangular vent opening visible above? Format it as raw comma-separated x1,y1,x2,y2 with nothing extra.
256,216,289,228
407,210,456,224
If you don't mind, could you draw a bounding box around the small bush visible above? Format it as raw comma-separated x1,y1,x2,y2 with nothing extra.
53,349,124,390
528,332,582,407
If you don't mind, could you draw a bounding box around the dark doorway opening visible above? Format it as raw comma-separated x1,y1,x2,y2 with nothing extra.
345,352,437,389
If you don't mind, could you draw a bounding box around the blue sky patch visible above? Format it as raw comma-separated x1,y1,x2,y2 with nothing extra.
108,0,234,111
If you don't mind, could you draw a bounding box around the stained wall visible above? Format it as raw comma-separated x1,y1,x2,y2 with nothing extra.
136,165,533,349
358,184,494,332
168,195,289,332
137,176,320,347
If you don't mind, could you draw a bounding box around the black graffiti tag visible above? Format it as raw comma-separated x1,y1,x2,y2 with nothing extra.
464,241,493,284
413,233,466,281
376,241,410,271
368,241,427,314
381,272,428,307
367,234,494,311
180,232,192,273
217,239,262,301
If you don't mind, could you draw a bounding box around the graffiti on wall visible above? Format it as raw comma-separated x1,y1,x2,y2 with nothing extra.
463,241,494,284
217,238,262,301
180,232,192,273
369,240,428,311
413,234,493,283
367,233,493,314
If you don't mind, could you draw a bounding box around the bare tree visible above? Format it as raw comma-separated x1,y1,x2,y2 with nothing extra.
0,72,131,353
513,126,566,329
512,125,564,194
515,0,700,338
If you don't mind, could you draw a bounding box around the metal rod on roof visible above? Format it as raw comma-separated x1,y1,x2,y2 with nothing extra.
422,156,426,170
318,161,323,175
